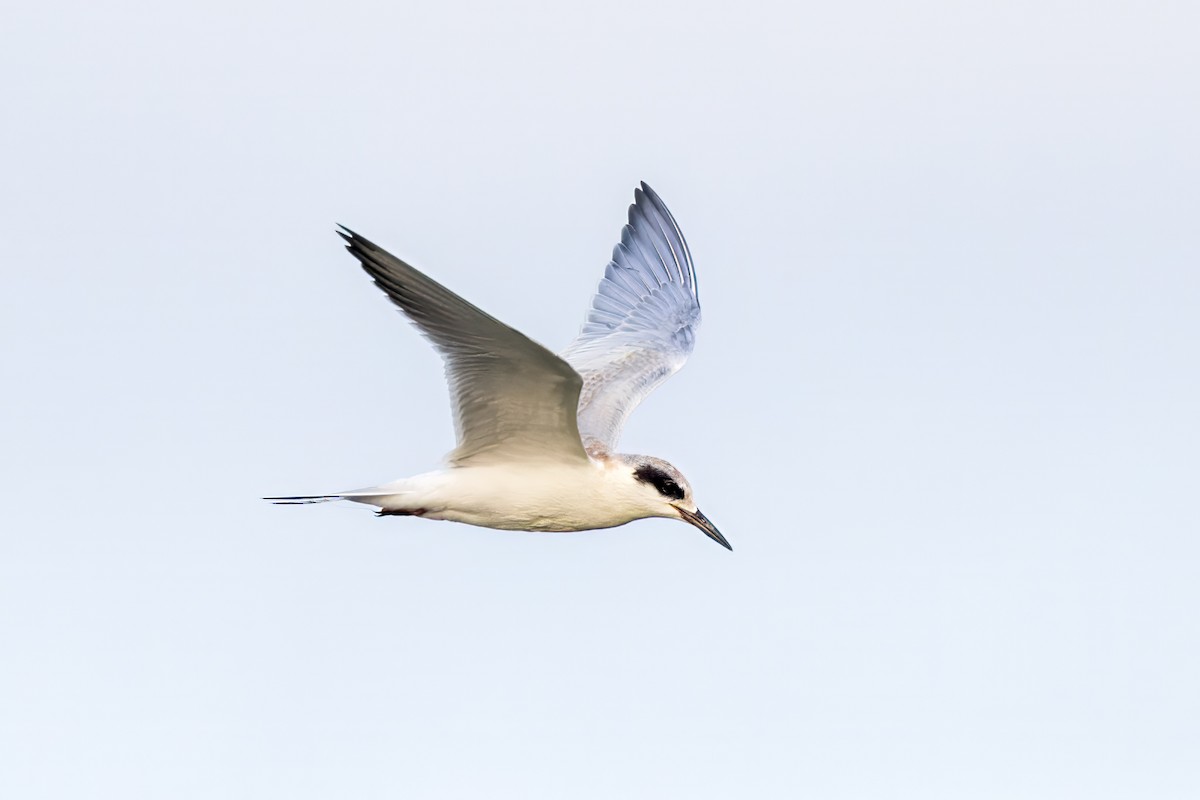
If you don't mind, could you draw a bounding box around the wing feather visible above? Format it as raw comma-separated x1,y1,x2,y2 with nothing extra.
560,184,702,454
338,227,589,466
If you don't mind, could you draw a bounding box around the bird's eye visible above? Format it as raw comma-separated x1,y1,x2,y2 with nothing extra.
658,479,684,501
634,465,685,501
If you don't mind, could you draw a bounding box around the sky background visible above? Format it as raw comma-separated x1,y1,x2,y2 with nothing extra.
2,1,1198,797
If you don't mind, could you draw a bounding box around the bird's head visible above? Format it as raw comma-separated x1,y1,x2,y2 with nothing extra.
620,455,730,550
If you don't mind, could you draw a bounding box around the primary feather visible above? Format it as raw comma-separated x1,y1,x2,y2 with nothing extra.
561,182,702,454
338,226,590,466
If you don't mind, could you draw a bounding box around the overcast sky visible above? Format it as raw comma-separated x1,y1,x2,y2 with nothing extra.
3,1,1198,797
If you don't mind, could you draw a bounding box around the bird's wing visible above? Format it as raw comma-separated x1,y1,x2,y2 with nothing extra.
560,183,701,455
339,227,589,466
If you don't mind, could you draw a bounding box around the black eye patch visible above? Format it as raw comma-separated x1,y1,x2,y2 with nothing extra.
634,465,685,501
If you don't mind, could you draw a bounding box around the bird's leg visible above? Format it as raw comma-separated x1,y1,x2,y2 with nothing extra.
376,508,428,517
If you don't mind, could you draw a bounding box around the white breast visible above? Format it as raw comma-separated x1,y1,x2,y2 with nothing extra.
363,460,650,532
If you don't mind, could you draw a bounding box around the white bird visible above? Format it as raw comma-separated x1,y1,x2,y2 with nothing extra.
268,182,729,550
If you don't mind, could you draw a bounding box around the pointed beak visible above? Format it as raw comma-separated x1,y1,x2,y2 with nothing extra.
677,507,732,550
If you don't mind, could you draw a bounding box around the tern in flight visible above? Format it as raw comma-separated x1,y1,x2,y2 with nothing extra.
268,183,729,550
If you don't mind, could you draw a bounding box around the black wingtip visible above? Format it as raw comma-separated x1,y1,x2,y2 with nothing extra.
336,225,383,255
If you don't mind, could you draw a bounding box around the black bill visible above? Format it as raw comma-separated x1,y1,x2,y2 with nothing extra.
678,507,732,551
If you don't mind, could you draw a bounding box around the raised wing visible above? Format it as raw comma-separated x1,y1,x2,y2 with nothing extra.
560,183,701,454
339,227,589,466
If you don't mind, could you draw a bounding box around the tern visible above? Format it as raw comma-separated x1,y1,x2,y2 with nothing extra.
268,183,729,550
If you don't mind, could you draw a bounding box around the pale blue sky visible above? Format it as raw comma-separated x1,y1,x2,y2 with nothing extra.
2,1,1198,797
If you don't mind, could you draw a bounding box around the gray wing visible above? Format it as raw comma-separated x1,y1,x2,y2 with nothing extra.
560,183,701,455
339,227,589,466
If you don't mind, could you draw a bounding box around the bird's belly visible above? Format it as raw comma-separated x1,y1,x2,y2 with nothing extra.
417,464,634,532
431,494,632,532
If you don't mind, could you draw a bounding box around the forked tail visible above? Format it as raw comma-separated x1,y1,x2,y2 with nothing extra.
263,483,412,510
263,495,342,505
